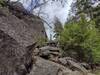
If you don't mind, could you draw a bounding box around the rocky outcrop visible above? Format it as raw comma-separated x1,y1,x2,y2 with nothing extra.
28,57,95,75
0,3,47,75
0,30,34,75
32,45,95,75
58,57,88,75
0,6,46,47
28,56,72,75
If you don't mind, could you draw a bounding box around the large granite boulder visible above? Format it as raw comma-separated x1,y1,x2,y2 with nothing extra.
0,4,46,75
0,30,34,75
0,6,47,47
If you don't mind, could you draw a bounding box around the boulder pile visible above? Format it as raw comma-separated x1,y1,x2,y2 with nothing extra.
31,41,95,75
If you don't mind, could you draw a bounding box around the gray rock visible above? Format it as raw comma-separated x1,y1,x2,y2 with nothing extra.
40,46,60,51
58,57,89,75
0,7,46,47
39,46,61,57
80,63,90,69
7,1,27,13
28,56,72,75
28,57,93,75
67,60,88,75
0,6,46,75
58,57,77,65
0,30,33,75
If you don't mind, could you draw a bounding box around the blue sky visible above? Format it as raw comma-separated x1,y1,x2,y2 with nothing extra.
11,0,73,39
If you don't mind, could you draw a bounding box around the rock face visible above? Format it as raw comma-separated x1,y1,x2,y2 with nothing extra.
0,6,46,47
0,4,47,75
0,30,33,75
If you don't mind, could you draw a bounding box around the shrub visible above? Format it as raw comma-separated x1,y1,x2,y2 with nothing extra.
58,16,100,63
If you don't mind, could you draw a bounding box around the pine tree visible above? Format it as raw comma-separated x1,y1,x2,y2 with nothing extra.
92,4,100,29
74,0,100,29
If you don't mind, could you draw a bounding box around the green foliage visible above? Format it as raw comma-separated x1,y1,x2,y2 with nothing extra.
70,0,100,62
0,0,5,7
58,15,100,63
92,5,100,29
75,0,100,29
54,18,63,39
